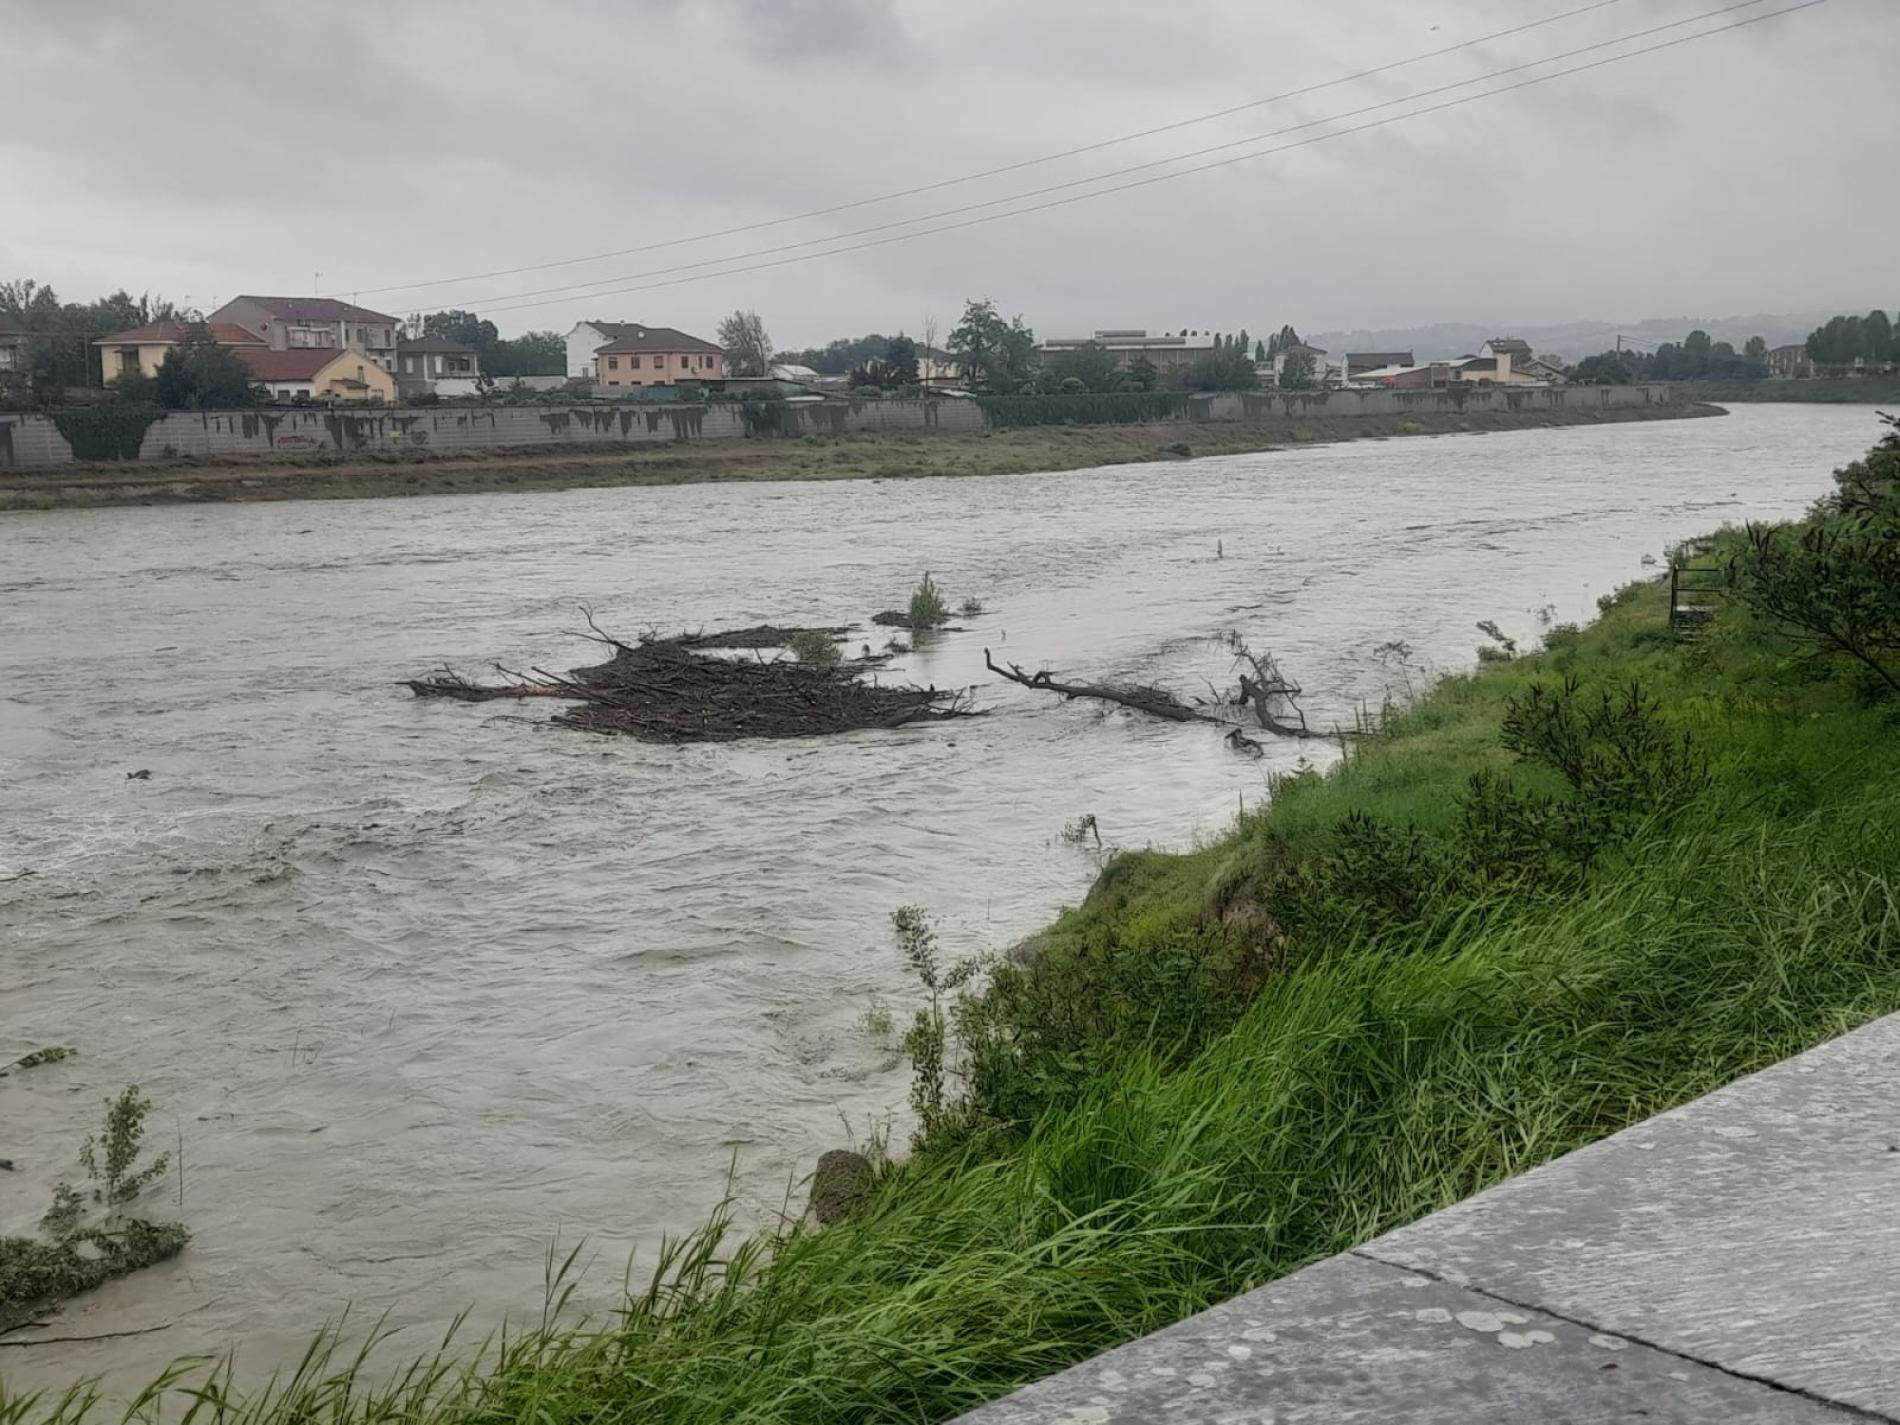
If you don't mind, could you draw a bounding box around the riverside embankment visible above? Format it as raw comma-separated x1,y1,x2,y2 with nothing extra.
0,397,1703,512
0,404,1882,1407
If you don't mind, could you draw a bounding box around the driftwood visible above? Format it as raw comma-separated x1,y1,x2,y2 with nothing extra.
411,623,977,743
984,643,1329,740
984,650,1208,723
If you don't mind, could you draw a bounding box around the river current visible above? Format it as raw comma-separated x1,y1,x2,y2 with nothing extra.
0,404,1879,1392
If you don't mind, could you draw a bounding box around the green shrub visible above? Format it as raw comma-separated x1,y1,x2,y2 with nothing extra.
908,572,949,629
50,405,163,461
786,630,841,664
1,1084,189,1333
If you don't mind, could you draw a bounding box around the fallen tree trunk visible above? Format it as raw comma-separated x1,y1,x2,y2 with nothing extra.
985,645,1332,739
984,650,1212,724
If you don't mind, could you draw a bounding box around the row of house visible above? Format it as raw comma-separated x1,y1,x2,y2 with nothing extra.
80,299,740,402
1037,329,1569,388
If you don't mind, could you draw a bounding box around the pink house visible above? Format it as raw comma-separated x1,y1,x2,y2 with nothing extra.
592,325,723,387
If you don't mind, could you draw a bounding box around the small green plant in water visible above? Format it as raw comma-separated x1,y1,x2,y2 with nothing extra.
80,1085,172,1205
958,596,986,618
3,1084,189,1333
786,630,842,665
908,572,950,630
1,1045,72,1076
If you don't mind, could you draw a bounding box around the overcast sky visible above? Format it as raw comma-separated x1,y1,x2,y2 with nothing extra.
3,0,1891,346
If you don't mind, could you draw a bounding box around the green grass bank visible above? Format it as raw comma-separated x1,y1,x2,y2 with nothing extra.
11,421,1900,1425
0,400,1716,512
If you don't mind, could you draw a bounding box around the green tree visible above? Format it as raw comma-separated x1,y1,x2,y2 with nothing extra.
1266,324,1302,358
948,299,1037,393
1187,345,1261,391
1744,335,1767,364
881,334,920,388
420,309,500,351
1253,339,1267,362
1045,341,1120,394
1682,329,1713,378
1572,352,1633,385
772,333,892,376
154,324,260,409
487,330,565,377
716,309,773,376
1865,310,1894,363
1278,349,1318,390
1126,355,1159,392
1237,328,1250,359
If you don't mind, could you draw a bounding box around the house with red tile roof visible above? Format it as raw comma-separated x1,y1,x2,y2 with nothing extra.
208,296,401,374
563,321,723,384
238,347,398,402
94,321,267,381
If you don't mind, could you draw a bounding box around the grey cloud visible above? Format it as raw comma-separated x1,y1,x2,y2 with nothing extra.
0,0,1889,346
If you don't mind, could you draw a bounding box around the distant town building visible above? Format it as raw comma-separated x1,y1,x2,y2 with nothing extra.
207,297,400,373
917,345,962,387
1344,351,1413,380
1265,341,1330,383
396,335,481,397
238,348,399,402
563,321,723,384
590,325,724,387
92,321,266,381
0,315,22,372
1766,344,1814,378
1473,337,1551,385
1038,329,1219,374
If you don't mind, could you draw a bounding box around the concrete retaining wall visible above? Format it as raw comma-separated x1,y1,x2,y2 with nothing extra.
0,386,1666,471
1198,382,1668,422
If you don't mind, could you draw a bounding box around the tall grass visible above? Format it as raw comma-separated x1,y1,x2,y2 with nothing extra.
9,551,1900,1423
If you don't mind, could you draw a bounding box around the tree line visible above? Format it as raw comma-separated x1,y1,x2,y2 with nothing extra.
1569,309,1897,385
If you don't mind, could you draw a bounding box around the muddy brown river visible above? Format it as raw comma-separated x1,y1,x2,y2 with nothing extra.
0,404,1879,1394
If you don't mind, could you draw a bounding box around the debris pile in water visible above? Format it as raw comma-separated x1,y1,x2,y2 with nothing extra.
408,622,976,744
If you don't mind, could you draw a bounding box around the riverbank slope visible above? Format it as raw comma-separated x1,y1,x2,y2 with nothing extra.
0,400,1717,512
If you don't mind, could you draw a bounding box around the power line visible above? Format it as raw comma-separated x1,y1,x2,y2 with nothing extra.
339,0,1631,301
433,0,1785,315
466,0,1828,319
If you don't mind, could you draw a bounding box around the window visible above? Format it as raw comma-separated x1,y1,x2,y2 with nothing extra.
608,357,619,370
629,356,641,370
607,379,621,387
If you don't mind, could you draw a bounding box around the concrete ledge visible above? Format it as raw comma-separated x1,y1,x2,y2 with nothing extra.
956,1013,1900,1423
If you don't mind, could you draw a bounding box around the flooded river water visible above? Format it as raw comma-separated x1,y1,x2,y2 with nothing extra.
0,404,1879,1393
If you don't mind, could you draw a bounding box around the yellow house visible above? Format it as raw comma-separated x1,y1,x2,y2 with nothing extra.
240,348,399,402
94,321,267,380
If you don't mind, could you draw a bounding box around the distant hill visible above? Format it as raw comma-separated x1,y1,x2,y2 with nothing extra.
1307,312,1838,364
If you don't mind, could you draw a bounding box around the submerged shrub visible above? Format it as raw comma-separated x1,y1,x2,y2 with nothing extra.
2,1084,189,1332
908,572,950,630
787,630,842,665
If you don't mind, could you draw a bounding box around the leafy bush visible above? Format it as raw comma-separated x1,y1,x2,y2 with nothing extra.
908,572,949,630
1729,420,1900,694
51,405,163,461
1,1084,189,1332
787,630,841,665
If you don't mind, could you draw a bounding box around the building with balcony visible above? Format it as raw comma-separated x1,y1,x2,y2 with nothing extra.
207,296,401,373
